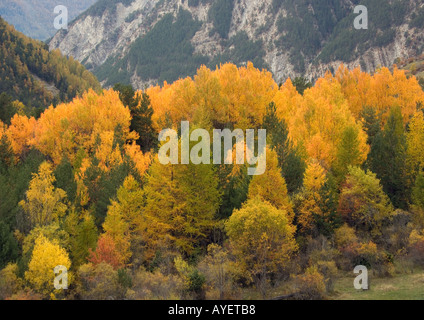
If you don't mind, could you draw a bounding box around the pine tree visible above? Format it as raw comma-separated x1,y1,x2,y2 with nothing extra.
263,102,306,193
368,107,409,209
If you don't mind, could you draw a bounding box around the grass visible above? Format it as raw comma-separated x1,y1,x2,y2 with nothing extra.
239,269,424,300
331,271,424,300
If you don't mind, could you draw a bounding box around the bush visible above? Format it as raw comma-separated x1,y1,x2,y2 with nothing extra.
293,266,326,300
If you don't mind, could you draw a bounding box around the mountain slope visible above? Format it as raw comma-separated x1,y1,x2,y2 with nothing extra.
0,17,101,109
49,0,424,88
0,0,97,40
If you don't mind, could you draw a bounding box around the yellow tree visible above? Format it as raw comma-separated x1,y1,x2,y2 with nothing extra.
297,161,327,232
6,114,36,159
226,198,297,298
25,235,71,297
143,157,221,258
247,148,294,221
407,110,424,177
19,161,67,228
102,175,144,265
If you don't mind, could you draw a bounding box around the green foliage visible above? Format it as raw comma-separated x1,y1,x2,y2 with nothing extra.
0,221,19,269
0,93,15,125
113,84,156,152
210,32,268,71
338,166,394,238
361,106,382,146
0,17,100,109
97,9,208,86
217,164,250,219
0,149,45,229
54,157,77,204
412,172,424,210
292,77,312,95
208,0,235,39
368,107,409,209
263,102,306,193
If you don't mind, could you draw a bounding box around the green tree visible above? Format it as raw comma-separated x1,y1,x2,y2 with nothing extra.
334,125,363,183
263,102,306,193
368,107,409,209
113,84,156,152
0,221,18,269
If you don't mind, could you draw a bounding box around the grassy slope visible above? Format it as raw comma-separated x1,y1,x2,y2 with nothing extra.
332,271,424,300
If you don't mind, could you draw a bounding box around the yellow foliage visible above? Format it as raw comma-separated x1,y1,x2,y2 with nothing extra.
6,114,36,158
125,142,152,177
25,235,71,297
336,65,424,125
32,89,135,164
19,161,67,227
247,148,293,220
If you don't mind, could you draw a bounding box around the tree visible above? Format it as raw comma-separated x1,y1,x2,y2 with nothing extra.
88,234,124,270
263,102,305,193
247,148,294,220
406,110,424,179
25,235,71,297
333,125,363,183
225,198,297,298
0,93,15,125
76,262,124,300
297,161,327,233
0,221,18,269
198,244,234,300
360,106,381,146
338,166,394,238
103,175,144,265
292,76,312,95
19,161,67,228
143,157,221,258
54,156,77,204
64,210,98,268
368,107,409,209
113,84,156,152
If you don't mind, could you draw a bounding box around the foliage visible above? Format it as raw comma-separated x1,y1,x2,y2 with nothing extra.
0,17,100,108
226,198,297,298
25,235,71,297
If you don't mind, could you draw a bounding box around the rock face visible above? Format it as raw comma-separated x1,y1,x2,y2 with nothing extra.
49,0,424,89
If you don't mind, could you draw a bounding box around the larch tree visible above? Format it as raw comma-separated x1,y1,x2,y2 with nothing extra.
143,156,221,258
247,148,294,221
102,175,144,266
19,161,67,228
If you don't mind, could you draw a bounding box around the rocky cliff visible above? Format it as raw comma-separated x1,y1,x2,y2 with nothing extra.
49,0,424,88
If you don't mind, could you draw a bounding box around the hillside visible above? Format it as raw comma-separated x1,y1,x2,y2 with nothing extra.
0,0,97,40
48,0,424,88
0,17,101,112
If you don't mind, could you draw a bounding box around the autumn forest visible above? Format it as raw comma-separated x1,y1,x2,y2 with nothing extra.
1,49,424,300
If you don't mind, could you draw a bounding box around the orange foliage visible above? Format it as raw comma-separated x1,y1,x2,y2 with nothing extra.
88,234,124,269
6,114,36,158
336,65,424,125
32,89,136,164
